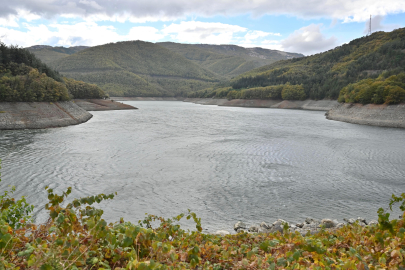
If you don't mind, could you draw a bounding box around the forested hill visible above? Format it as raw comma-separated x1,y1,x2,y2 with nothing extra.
49,40,222,97
0,42,106,101
189,28,405,102
158,42,303,79
26,45,89,64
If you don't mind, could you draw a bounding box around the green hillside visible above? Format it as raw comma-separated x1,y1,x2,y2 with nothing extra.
26,45,89,64
158,42,303,78
189,28,405,103
0,42,106,101
49,41,220,97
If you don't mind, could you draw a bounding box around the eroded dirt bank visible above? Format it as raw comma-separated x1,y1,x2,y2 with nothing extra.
184,98,339,111
326,103,405,128
74,99,137,111
0,101,92,130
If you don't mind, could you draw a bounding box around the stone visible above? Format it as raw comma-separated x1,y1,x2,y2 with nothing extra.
344,218,356,224
356,217,367,225
272,219,288,227
248,225,259,233
305,218,315,224
260,222,271,230
270,219,289,233
234,221,247,231
305,218,320,225
368,220,378,226
336,223,345,229
236,228,246,233
321,219,335,228
258,227,270,233
215,230,230,236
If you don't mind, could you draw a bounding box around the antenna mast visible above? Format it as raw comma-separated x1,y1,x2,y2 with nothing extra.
368,15,372,35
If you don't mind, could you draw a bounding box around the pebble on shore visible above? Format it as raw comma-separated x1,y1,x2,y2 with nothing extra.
215,217,378,236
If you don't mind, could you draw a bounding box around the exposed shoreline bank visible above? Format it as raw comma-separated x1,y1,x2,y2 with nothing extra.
0,99,137,130
111,97,339,111
326,103,405,128
184,98,339,111
0,101,92,130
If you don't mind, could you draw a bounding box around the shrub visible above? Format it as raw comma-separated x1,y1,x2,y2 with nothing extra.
281,83,306,100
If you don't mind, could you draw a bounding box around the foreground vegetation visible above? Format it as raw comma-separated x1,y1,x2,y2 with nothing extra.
1,162,405,269
0,42,107,102
189,28,405,104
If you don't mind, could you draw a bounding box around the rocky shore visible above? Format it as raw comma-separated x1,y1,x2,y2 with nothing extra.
215,217,378,236
326,103,405,128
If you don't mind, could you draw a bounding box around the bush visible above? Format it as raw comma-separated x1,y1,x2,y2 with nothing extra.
2,158,405,269
281,83,306,100
339,73,405,104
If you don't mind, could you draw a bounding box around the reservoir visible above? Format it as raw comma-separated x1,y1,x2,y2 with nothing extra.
0,101,404,232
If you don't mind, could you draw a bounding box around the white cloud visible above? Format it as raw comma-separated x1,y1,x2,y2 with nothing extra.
0,22,164,47
243,30,280,43
162,21,247,44
281,24,337,55
1,0,405,23
127,26,165,41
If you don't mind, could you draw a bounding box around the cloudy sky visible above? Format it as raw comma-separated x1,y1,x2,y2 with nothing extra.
1,0,404,55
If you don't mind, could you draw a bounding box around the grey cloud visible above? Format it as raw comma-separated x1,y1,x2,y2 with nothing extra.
281,24,337,56
1,0,404,22
0,6,17,17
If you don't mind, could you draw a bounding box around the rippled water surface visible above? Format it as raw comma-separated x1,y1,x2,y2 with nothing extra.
1,101,404,232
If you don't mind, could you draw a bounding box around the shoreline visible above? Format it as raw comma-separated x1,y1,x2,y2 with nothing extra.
184,98,338,111
112,97,405,128
0,99,137,130
214,216,379,236
111,97,339,111
326,103,405,128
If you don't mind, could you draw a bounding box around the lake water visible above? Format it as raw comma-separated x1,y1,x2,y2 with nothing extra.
0,101,404,232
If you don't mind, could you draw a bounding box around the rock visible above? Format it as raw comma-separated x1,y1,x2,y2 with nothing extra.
234,221,247,231
305,218,321,225
344,218,356,224
236,228,246,233
357,217,367,225
294,227,319,236
268,219,291,233
336,223,345,229
258,227,270,233
305,218,315,224
368,220,378,226
248,225,259,233
321,219,335,228
260,222,271,230
272,219,288,227
215,230,230,236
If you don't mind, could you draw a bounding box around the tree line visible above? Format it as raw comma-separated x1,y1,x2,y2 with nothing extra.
0,42,107,102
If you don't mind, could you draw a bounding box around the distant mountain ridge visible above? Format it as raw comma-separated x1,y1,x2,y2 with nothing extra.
26,45,89,64
27,41,303,97
158,42,303,79
47,41,221,97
